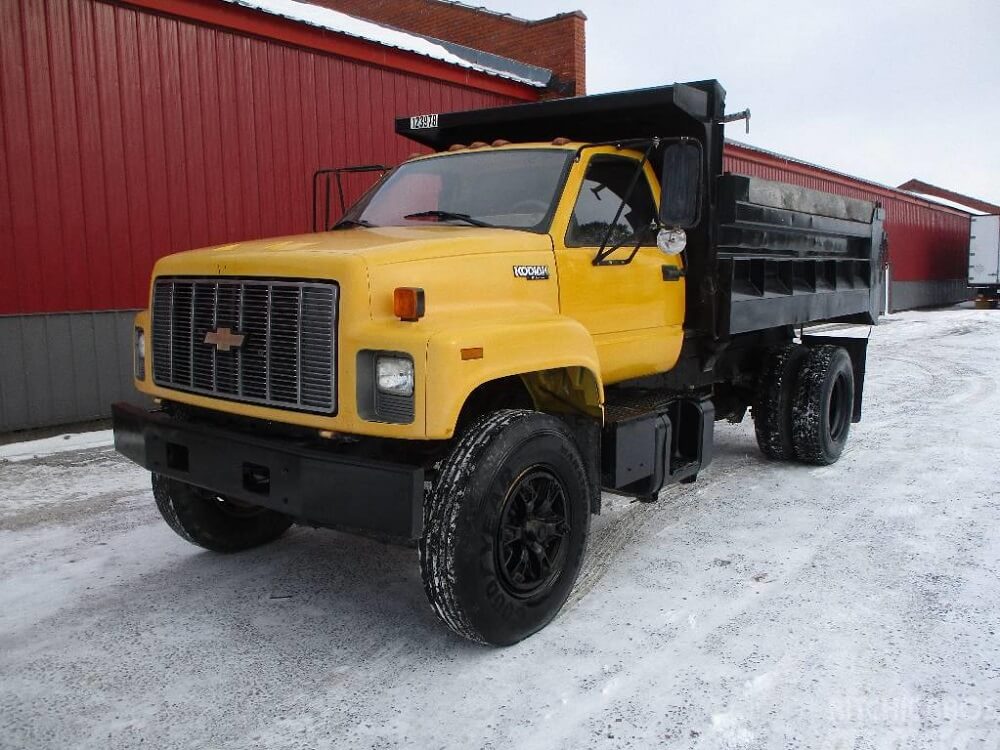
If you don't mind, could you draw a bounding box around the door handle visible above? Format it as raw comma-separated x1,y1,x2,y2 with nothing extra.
662,265,686,281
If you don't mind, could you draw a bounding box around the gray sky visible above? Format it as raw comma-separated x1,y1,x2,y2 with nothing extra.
482,0,1000,202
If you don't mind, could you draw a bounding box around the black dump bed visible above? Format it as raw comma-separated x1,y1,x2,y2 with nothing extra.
396,81,882,339
716,173,883,335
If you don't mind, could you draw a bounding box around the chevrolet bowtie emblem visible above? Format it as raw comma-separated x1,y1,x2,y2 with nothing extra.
204,327,245,352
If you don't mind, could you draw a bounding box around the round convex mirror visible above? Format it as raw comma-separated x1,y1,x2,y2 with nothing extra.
657,227,687,255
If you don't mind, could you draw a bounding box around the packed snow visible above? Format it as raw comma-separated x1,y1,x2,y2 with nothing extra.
903,192,990,216
0,430,113,464
1,306,999,749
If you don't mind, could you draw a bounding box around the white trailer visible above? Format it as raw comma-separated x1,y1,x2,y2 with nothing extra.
970,214,1000,306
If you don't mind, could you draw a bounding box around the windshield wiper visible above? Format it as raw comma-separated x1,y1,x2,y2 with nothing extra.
332,218,376,230
403,210,494,227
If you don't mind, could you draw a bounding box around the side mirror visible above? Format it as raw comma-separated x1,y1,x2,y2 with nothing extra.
658,139,703,229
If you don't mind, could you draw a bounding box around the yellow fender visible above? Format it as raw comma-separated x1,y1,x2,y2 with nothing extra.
424,315,604,439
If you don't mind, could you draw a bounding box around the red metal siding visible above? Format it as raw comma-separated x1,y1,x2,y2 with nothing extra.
0,0,527,315
724,144,971,283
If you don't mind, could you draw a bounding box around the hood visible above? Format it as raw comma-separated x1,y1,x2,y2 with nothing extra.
159,226,554,269
149,226,560,325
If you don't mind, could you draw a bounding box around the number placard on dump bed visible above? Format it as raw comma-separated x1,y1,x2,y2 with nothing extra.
409,114,439,130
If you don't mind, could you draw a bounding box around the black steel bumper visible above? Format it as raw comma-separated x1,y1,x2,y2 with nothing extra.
112,403,424,539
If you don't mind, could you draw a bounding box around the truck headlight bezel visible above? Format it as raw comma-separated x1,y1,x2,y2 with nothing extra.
357,350,415,424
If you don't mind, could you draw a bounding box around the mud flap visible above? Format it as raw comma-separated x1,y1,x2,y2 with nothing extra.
802,335,868,422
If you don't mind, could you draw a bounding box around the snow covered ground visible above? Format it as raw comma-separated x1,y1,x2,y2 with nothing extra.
1,306,999,749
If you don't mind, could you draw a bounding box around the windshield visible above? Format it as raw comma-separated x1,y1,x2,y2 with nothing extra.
340,149,572,232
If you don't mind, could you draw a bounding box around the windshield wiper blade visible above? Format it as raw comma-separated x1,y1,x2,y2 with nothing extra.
403,210,493,227
331,218,376,230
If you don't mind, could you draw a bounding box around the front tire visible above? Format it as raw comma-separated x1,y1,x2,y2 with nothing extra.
791,346,855,465
152,474,293,553
419,410,591,646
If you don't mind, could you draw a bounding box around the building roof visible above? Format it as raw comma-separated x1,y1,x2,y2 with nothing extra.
726,140,973,216
900,192,986,216
412,36,552,89
897,179,999,216
223,0,549,87
427,0,587,24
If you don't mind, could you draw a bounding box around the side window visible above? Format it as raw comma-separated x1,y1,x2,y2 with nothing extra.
566,156,657,247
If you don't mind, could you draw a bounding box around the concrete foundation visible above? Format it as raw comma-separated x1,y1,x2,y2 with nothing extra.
889,279,971,313
0,311,141,433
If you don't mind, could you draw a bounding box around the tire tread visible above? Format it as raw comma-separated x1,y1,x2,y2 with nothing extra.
791,345,853,465
753,343,806,460
420,410,526,643
419,409,589,645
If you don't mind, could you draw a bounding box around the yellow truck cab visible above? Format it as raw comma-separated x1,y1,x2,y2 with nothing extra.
114,81,883,645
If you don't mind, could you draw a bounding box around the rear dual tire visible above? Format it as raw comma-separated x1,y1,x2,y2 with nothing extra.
791,345,854,465
753,344,808,460
754,344,854,466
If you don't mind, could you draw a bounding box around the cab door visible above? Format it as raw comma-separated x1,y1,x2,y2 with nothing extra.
553,151,685,384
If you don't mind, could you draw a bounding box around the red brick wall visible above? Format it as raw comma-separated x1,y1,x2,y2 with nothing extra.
313,0,586,95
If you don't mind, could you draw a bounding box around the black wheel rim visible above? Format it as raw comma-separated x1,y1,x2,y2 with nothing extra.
828,372,851,443
496,467,571,599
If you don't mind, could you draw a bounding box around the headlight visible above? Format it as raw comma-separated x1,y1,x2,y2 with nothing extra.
376,355,414,396
134,327,146,380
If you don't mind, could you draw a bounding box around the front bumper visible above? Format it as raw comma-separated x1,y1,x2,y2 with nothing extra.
112,403,424,539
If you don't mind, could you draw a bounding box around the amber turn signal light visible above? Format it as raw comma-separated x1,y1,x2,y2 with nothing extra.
394,287,425,322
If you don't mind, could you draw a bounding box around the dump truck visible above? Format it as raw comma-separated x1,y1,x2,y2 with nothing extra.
113,81,883,645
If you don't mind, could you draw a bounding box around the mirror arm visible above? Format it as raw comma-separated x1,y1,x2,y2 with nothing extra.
593,140,658,267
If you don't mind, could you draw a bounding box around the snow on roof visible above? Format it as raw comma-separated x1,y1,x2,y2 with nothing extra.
222,0,547,87
903,192,989,216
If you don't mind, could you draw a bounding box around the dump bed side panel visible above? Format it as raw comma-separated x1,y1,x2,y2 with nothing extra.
969,215,1000,287
715,174,883,335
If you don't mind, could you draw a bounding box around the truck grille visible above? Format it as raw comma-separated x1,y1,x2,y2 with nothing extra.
151,278,338,414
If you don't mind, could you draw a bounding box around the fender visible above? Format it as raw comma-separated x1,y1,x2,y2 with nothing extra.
423,315,604,439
